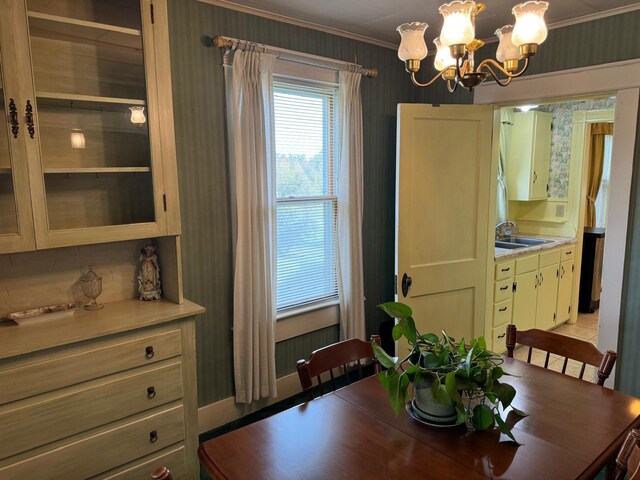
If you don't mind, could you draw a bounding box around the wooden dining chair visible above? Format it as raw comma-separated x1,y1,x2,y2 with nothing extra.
612,429,640,480
296,335,381,400
505,324,617,386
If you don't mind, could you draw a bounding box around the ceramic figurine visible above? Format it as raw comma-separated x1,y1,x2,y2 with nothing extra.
138,240,161,300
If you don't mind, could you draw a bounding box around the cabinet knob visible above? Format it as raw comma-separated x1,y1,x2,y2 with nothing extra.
145,346,155,359
147,386,156,399
149,430,159,443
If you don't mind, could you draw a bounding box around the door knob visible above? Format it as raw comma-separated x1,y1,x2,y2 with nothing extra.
401,273,412,297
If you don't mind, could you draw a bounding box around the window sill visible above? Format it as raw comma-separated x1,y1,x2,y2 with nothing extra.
275,299,340,343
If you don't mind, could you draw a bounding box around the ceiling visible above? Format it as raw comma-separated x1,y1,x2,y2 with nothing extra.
211,0,640,48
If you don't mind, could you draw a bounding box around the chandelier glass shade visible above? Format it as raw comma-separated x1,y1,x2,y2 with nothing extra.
397,1,549,92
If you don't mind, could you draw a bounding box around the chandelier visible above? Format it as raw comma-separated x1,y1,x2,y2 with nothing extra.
397,1,549,92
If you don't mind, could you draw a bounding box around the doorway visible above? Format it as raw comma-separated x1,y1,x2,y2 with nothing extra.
475,59,640,387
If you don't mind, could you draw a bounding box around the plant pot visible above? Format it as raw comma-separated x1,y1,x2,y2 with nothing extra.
413,373,457,424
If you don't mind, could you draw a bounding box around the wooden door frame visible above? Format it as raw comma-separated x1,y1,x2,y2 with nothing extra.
475,59,640,387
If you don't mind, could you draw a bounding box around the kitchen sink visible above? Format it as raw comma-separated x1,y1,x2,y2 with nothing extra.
497,236,552,246
495,241,528,249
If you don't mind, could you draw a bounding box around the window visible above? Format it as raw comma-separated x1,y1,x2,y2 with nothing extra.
595,134,613,228
273,79,339,312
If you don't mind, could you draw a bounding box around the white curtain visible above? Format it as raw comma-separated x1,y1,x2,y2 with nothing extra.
497,108,513,223
336,70,365,341
230,50,278,403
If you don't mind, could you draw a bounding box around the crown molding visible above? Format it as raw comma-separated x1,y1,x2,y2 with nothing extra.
197,0,398,50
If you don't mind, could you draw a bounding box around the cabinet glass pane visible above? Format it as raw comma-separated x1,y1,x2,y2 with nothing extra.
26,0,155,230
0,47,19,236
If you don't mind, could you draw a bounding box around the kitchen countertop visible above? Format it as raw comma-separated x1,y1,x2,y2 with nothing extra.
495,234,577,260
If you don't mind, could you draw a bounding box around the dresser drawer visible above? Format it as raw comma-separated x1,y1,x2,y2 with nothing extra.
561,246,575,260
495,261,515,281
0,405,185,480
493,300,512,328
539,249,561,268
515,255,538,274
492,324,509,353
0,328,182,406
494,279,513,303
0,362,183,460
96,446,186,480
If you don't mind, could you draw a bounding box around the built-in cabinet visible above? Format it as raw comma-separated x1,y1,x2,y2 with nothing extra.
0,301,204,479
493,245,576,350
0,0,179,253
506,111,553,201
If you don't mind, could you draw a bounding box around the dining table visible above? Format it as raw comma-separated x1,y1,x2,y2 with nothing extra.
198,357,640,479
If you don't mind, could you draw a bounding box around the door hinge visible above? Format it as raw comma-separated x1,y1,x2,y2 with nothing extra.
150,3,155,23
162,193,167,212
394,275,397,296
513,282,517,292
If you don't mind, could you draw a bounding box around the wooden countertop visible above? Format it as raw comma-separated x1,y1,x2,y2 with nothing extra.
0,298,205,360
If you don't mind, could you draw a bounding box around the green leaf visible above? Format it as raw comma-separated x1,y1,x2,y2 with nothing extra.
493,381,516,409
494,412,520,444
378,302,412,320
402,316,417,345
392,324,403,341
472,403,495,430
372,341,396,369
431,382,452,406
465,346,475,377
475,336,487,351
445,371,462,408
510,407,528,418
492,366,504,381
422,333,439,344
454,406,469,425
458,337,467,355
387,371,410,415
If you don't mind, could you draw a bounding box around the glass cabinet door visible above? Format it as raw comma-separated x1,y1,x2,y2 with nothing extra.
21,0,166,248
0,1,36,253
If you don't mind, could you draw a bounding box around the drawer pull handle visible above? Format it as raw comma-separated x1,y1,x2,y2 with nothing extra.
501,267,510,272
147,386,156,399
149,430,158,443
566,250,572,255
499,307,507,312
145,346,155,359
500,285,509,291
497,333,506,339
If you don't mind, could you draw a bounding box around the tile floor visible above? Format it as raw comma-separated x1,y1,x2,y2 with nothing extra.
512,311,600,381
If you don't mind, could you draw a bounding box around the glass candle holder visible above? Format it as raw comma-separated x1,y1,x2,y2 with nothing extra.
81,266,104,310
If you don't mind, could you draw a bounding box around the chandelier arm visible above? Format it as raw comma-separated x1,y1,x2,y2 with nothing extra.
479,62,513,87
477,57,531,79
410,70,444,88
447,79,458,93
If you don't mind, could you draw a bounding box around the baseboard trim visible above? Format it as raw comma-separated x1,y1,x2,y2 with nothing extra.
197,372,303,434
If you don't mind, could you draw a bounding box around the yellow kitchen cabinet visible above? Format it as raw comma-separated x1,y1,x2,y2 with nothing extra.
536,263,560,330
556,258,575,324
507,111,553,201
0,0,180,252
513,269,538,331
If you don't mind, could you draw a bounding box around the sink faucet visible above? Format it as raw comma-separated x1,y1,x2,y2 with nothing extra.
496,221,518,239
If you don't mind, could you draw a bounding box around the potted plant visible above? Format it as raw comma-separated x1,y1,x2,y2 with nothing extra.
372,302,526,442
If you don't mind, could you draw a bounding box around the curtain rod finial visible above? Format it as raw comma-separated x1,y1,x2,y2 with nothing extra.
366,68,379,78
213,36,234,49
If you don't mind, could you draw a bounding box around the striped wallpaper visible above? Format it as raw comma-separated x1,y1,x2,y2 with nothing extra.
167,0,640,407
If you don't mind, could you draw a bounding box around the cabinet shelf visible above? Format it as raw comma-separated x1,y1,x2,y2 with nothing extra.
37,92,145,106
43,167,150,174
27,11,141,50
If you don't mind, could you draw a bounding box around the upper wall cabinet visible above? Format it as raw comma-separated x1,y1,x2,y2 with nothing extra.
0,0,180,252
506,111,552,201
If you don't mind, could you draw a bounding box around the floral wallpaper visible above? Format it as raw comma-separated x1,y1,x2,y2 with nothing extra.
538,97,616,199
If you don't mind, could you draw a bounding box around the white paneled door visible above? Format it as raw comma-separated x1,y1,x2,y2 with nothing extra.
395,104,497,356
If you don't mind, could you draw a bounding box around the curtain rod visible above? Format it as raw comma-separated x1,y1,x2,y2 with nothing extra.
211,35,378,78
